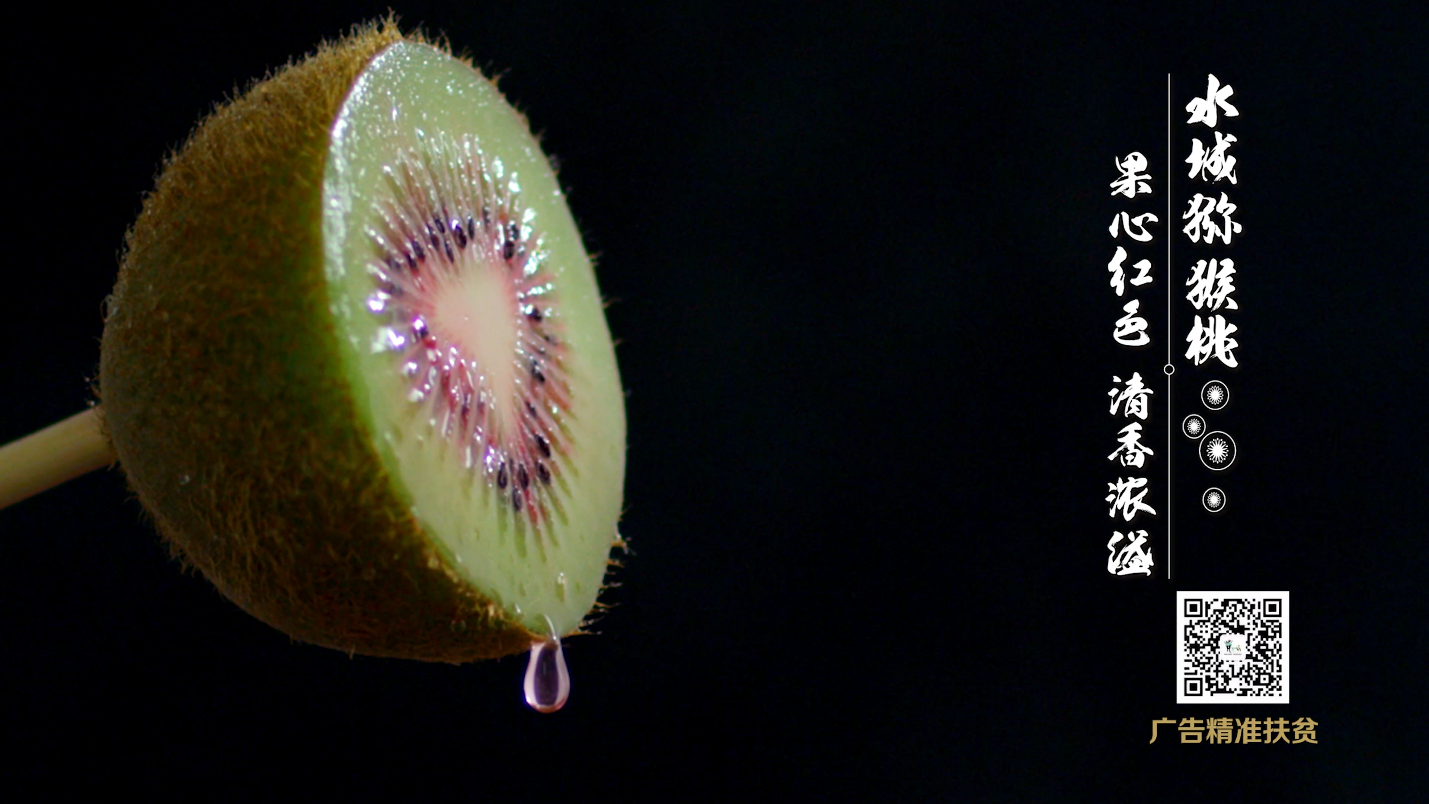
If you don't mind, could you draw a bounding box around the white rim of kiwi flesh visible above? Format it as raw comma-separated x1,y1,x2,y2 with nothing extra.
98,21,626,663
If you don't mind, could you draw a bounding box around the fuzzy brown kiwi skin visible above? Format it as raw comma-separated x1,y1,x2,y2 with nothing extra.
99,19,539,662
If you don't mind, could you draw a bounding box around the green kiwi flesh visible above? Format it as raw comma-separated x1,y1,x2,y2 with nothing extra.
98,22,626,662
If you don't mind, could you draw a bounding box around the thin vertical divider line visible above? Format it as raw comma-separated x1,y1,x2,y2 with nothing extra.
1166,72,1173,582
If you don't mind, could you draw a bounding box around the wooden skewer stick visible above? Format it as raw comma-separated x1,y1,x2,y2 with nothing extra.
0,408,117,511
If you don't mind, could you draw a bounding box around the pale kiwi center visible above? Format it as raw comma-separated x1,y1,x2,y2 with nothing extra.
321,42,627,637
430,267,519,423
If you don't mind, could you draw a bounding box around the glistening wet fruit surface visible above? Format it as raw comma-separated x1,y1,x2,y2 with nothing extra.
98,24,625,662
324,42,625,639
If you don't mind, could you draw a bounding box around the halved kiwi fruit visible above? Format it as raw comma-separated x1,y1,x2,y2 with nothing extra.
98,20,626,663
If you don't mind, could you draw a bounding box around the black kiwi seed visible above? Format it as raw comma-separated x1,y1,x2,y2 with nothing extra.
512,489,523,512
535,434,550,457
518,465,529,489
497,462,508,489
537,462,551,484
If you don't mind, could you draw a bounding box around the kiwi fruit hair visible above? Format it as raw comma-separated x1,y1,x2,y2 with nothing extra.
98,19,626,663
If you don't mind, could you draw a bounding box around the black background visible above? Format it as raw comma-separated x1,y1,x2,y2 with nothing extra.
2,2,1425,799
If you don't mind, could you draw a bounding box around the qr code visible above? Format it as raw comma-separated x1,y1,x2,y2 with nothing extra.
1176,591,1289,704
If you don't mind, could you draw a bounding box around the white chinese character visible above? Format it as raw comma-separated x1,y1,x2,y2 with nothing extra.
1186,258,1238,311
1182,192,1241,244
1108,530,1154,576
1108,373,1154,419
1107,247,1153,297
1110,211,1159,242
1185,314,1240,368
1185,73,1239,128
1186,131,1238,183
1108,422,1155,468
1114,299,1150,346
1106,477,1157,521
1111,152,1153,198
1108,248,1127,296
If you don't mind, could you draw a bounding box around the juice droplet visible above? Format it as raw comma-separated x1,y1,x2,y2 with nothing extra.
522,624,569,714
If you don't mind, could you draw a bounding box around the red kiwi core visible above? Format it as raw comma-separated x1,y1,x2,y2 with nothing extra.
364,133,569,526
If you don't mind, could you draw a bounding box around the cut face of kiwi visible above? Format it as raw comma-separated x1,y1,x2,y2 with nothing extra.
325,42,626,639
98,24,625,662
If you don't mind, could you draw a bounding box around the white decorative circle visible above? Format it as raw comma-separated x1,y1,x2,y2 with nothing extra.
1182,414,1206,439
1199,430,1237,471
1202,380,1229,410
1202,487,1226,512
1207,438,1230,462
